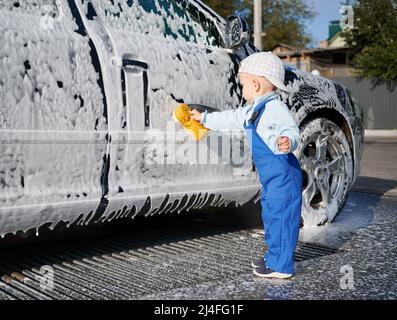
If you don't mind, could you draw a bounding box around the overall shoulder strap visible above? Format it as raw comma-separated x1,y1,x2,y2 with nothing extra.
248,97,275,127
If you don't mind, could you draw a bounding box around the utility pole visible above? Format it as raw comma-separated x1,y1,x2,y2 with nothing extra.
254,0,263,50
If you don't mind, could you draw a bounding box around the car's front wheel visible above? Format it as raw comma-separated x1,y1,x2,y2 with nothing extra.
296,117,354,226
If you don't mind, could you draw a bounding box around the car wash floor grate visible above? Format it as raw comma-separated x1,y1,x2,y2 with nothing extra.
0,227,340,300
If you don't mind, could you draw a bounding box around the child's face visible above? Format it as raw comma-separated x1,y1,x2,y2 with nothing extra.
239,73,276,104
239,73,257,104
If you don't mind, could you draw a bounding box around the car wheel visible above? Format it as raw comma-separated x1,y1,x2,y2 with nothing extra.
296,117,354,226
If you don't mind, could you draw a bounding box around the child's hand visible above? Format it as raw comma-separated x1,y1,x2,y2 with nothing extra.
189,109,202,122
277,136,290,153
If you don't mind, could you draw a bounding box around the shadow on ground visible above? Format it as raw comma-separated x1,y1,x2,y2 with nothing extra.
352,176,397,197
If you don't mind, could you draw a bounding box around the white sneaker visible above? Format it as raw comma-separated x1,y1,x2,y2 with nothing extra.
253,266,293,279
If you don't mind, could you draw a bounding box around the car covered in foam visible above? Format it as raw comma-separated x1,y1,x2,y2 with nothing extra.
0,0,364,237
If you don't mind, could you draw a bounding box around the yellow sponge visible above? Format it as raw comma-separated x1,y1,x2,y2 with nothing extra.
173,104,209,141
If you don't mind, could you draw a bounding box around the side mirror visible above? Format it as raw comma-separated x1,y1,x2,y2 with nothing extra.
224,15,251,49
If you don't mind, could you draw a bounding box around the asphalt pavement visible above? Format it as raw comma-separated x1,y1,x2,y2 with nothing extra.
0,139,395,300
137,192,396,300
352,136,397,197
139,138,397,300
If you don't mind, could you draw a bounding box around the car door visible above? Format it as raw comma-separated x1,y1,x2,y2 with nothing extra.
85,0,260,219
0,0,109,236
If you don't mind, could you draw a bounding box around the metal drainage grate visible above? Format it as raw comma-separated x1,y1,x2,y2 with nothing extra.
294,241,339,262
0,227,340,300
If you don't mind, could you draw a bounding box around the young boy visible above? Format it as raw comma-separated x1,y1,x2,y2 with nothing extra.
189,52,302,279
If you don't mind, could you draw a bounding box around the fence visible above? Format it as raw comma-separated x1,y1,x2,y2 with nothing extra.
331,77,397,129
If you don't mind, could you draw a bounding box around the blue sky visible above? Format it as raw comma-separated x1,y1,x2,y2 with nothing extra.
305,0,347,47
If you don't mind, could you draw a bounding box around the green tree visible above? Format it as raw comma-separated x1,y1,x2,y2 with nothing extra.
202,0,316,51
343,0,397,85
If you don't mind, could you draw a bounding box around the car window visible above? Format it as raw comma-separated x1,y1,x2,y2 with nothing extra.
180,0,224,47
94,0,223,47
0,0,59,16
0,0,107,131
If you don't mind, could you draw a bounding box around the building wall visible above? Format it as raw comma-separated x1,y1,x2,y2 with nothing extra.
281,56,310,72
311,60,353,77
328,35,346,48
280,56,353,77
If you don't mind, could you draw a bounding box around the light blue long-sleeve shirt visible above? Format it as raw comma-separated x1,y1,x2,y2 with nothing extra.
200,92,300,154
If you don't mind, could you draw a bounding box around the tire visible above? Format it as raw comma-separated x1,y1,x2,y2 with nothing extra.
295,118,354,227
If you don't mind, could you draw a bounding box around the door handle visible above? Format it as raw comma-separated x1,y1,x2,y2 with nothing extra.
111,56,148,72
121,59,148,70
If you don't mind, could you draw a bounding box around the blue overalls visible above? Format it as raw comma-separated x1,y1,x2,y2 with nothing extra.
243,97,303,274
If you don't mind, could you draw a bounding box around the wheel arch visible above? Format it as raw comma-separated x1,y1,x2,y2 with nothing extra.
298,107,355,167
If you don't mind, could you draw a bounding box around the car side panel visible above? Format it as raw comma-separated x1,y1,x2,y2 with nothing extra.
0,1,108,236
